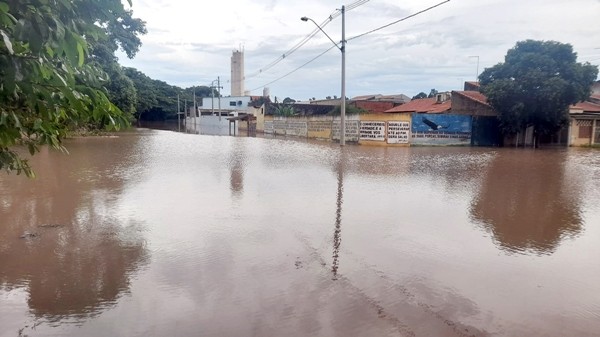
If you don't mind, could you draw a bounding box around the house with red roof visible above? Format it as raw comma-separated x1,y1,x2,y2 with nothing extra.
450,90,502,146
385,93,452,114
350,93,410,114
383,92,475,146
569,100,600,146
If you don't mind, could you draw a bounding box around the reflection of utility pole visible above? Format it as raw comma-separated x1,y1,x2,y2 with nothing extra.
332,149,345,280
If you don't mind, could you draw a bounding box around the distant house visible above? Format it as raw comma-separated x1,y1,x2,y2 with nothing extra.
451,90,502,146
568,100,600,146
350,93,410,114
452,84,600,147
308,98,342,106
384,92,473,146
463,81,481,91
352,93,411,104
385,92,452,114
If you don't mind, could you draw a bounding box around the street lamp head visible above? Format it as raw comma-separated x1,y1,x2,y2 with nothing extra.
300,16,309,21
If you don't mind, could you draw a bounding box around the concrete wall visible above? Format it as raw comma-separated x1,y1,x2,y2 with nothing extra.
185,115,237,135
332,115,361,142
307,116,333,140
358,113,411,147
503,126,534,147
249,105,265,132
451,94,496,116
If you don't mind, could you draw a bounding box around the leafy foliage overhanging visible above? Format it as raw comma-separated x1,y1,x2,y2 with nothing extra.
0,0,146,177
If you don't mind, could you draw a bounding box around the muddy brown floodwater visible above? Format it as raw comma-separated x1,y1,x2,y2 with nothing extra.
1,128,600,337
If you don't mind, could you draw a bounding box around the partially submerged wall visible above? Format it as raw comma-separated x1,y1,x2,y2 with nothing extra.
260,113,475,146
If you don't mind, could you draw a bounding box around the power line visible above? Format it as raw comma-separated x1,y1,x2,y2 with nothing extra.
245,0,370,79
248,45,337,93
347,0,451,41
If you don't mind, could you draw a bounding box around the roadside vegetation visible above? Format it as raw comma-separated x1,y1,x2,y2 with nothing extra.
479,40,598,144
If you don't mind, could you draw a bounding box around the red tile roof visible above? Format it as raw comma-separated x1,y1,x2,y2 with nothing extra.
452,90,490,106
385,97,451,113
571,101,600,113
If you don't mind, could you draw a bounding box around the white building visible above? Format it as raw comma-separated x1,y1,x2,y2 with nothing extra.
197,96,252,115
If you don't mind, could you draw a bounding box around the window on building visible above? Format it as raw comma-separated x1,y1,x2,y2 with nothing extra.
229,101,236,106
579,125,592,138
577,120,593,138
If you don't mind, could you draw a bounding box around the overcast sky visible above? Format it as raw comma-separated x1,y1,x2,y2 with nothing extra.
118,0,600,101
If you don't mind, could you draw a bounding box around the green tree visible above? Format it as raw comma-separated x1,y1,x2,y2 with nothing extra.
0,0,146,177
427,89,439,98
412,92,427,99
123,67,214,121
274,104,295,116
282,97,296,104
479,40,598,138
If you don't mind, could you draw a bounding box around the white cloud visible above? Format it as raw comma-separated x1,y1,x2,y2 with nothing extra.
119,0,600,100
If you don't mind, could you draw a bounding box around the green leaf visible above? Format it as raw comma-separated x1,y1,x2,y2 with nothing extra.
0,2,8,13
0,29,13,54
77,42,84,66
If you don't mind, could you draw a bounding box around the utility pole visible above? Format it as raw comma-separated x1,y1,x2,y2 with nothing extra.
340,5,346,146
301,6,346,146
211,84,215,116
218,76,222,121
193,88,197,127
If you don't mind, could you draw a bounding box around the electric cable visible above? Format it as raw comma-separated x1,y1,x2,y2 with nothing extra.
247,45,337,93
348,0,450,41
245,0,370,79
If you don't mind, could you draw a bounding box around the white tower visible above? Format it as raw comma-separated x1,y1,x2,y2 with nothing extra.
231,50,244,96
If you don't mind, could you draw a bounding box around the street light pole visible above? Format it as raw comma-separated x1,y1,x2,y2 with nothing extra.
301,5,347,146
340,5,346,146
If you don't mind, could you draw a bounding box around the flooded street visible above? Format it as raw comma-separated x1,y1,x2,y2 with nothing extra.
1,128,599,337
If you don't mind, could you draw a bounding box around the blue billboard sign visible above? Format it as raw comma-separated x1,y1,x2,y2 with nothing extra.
411,113,472,145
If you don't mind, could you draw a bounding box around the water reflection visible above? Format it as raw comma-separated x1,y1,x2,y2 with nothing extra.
470,150,583,255
228,139,246,198
331,149,345,280
0,136,149,324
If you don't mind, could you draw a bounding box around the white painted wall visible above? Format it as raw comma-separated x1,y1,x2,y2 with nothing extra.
200,96,251,112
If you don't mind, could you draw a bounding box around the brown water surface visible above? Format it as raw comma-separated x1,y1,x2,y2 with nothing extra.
1,129,599,336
